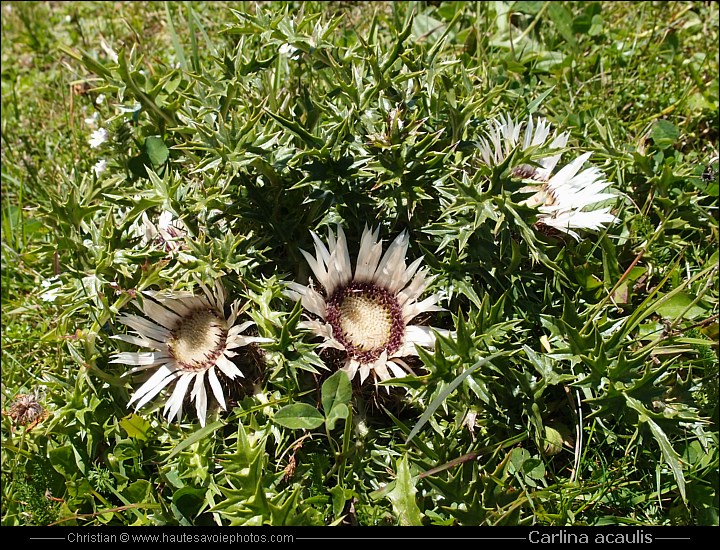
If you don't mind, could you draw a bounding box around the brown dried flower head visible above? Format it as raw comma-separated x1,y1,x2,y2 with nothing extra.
3,392,48,429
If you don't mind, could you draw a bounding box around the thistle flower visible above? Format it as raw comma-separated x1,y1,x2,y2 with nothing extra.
286,226,449,387
111,281,271,426
140,210,187,255
521,152,618,240
3,391,47,428
478,112,618,239
477,113,569,181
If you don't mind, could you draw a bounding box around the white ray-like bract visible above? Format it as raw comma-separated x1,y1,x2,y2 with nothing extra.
477,113,569,181
523,151,619,240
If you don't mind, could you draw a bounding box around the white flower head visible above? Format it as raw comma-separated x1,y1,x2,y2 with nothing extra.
39,275,62,303
478,113,569,181
522,152,619,240
84,111,99,128
88,128,109,149
111,280,272,426
478,112,618,240
92,159,108,177
135,210,187,255
279,43,300,58
286,226,449,388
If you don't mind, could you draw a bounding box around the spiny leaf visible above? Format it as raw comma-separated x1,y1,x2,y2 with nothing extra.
165,420,225,461
264,109,323,148
386,455,424,526
406,351,509,444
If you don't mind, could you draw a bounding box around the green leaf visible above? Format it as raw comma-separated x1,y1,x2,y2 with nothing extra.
651,120,680,150
106,482,158,523
705,178,719,197
325,403,349,431
145,136,170,167
330,485,353,519
412,14,444,44
321,370,352,416
624,394,686,502
386,455,424,526
646,417,687,503
524,345,575,386
119,413,152,441
48,446,79,479
122,479,153,504
507,447,544,486
165,420,225,461
513,2,544,15
542,425,565,456
547,3,576,45
164,2,188,72
274,404,325,430
522,458,546,483
655,291,707,320
588,14,604,36
172,486,207,520
509,447,531,471
600,235,621,286
572,3,602,34
128,153,151,179
527,86,556,115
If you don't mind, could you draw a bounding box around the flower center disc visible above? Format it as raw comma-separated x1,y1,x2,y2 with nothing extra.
339,294,393,352
326,282,404,363
169,308,226,371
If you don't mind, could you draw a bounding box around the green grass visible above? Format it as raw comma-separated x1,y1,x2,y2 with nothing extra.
1,1,718,527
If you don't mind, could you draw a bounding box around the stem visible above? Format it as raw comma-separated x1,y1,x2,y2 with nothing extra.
338,407,353,483
324,422,340,459
515,2,550,44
